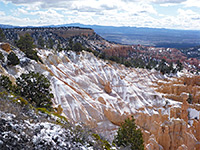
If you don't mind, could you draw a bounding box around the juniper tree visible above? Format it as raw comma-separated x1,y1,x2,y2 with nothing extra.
7,52,20,66
16,33,41,62
113,116,144,150
16,72,53,109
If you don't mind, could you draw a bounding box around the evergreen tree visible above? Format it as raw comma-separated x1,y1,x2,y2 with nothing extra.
38,36,44,48
16,33,34,52
16,72,53,109
57,40,62,51
16,33,41,62
7,52,20,66
113,116,144,150
124,60,132,67
48,38,54,49
0,52,4,62
0,28,5,41
68,38,73,50
73,42,84,52
176,60,183,72
0,75,13,92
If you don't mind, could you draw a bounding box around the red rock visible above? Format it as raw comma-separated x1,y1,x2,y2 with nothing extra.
104,81,112,94
0,43,11,52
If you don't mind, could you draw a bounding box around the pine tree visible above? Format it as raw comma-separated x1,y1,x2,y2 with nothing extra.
48,38,54,49
73,42,84,52
38,36,44,48
124,61,132,67
176,60,183,72
113,116,144,150
7,52,20,66
16,33,34,52
16,72,53,109
16,33,41,62
0,75,13,92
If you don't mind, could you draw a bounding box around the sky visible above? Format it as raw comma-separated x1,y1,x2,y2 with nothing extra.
0,0,200,30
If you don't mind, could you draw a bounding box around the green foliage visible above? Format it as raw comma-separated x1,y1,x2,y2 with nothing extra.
16,33,41,62
57,40,63,52
99,52,106,59
36,107,51,115
67,39,85,52
91,50,99,57
155,59,178,74
12,97,29,106
73,42,84,52
124,61,132,67
25,49,41,62
113,116,144,150
0,28,5,41
16,72,53,109
157,59,168,74
85,48,100,57
7,52,20,66
48,38,54,49
176,60,183,72
85,48,93,53
92,134,112,150
53,112,68,123
68,39,73,50
16,33,34,51
38,36,44,48
0,75,13,92
130,57,146,68
146,59,157,70
109,56,121,63
0,52,4,62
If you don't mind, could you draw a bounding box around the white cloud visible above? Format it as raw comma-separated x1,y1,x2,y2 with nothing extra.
0,11,5,16
155,9,200,29
183,0,200,7
1,0,200,29
151,0,186,4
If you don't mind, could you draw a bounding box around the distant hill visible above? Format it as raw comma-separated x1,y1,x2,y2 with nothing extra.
1,23,200,48
1,26,111,51
0,24,19,28
59,23,200,48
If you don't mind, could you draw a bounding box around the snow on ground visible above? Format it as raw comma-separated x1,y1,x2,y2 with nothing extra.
0,46,188,140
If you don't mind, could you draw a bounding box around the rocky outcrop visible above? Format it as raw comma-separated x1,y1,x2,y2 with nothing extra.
0,43,11,52
155,76,200,103
135,96,200,150
104,108,128,126
104,81,112,94
1,44,200,149
2,27,112,51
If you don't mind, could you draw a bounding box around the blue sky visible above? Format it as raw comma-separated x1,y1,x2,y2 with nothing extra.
0,0,200,30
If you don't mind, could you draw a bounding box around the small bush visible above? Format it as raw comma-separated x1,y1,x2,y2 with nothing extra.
16,72,53,110
0,75,13,92
124,61,132,67
0,52,4,62
92,134,112,150
25,49,42,62
113,116,144,150
73,42,84,52
7,52,20,66
16,33,34,52
16,33,41,62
